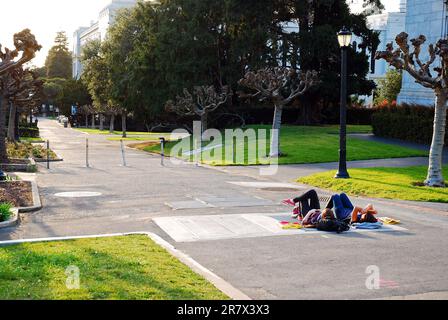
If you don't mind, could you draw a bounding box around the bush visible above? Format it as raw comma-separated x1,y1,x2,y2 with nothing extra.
322,105,377,125
7,142,58,160
372,104,440,144
19,127,40,138
0,202,13,222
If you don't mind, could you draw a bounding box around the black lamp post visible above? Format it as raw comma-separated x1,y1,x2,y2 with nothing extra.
335,27,352,179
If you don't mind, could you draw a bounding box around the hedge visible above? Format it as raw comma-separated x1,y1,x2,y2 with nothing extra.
372,104,442,145
19,127,40,138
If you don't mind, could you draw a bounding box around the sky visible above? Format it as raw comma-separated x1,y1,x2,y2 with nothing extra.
0,0,401,67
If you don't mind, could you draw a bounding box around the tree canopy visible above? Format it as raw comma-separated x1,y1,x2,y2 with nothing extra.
80,0,380,127
45,31,72,79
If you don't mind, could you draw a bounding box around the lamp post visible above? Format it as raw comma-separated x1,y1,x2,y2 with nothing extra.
335,27,352,179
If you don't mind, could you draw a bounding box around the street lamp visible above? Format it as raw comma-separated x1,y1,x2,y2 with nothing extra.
335,27,352,179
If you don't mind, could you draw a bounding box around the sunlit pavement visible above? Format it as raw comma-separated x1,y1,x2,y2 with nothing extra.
2,118,448,300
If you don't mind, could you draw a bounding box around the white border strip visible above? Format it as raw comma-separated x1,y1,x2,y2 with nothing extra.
0,232,251,301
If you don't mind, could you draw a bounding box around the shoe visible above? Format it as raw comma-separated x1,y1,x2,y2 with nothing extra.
282,199,295,207
291,207,302,220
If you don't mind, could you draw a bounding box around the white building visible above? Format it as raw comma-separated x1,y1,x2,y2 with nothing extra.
367,0,407,82
72,0,138,79
364,0,448,106
397,0,447,105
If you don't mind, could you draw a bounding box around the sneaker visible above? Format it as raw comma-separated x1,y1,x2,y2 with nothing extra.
282,199,295,207
291,207,302,220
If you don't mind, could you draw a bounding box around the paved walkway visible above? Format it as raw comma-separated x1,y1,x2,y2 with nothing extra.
2,118,448,300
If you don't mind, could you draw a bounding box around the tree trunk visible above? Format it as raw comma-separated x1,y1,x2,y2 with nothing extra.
7,102,16,142
201,113,208,133
425,90,448,187
14,107,19,142
270,104,283,158
91,114,95,129
109,114,115,133
0,96,9,163
99,114,104,131
121,111,127,138
85,114,88,127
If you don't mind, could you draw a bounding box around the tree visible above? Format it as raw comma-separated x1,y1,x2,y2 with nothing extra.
101,8,144,138
45,31,72,79
238,68,318,157
286,0,379,124
166,85,232,132
0,29,41,163
7,69,41,142
57,79,91,116
374,69,402,106
376,33,448,187
81,40,115,132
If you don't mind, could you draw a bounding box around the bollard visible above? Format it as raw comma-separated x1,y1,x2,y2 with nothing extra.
46,140,50,170
159,137,165,166
86,138,90,168
120,139,127,167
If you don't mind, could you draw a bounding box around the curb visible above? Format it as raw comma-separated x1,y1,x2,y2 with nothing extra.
34,158,64,163
0,232,251,301
0,208,19,229
18,180,42,213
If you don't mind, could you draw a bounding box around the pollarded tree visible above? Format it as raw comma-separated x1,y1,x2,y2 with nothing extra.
238,67,318,157
0,29,41,162
165,85,232,132
376,33,448,187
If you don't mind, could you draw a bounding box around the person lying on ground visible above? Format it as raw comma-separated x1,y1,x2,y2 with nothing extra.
326,193,378,223
283,190,377,223
282,190,320,218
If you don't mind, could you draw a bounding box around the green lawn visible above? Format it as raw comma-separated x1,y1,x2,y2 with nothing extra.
74,128,165,136
0,235,228,300
298,166,448,203
143,125,427,166
107,135,174,142
73,128,176,142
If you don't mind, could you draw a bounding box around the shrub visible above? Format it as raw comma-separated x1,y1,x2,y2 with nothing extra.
0,203,13,222
374,69,402,107
7,142,57,160
19,127,40,138
372,104,440,145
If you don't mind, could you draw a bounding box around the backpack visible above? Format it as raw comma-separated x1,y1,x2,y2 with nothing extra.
302,209,322,226
317,219,350,234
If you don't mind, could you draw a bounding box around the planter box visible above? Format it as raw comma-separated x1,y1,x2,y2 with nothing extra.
0,158,37,173
0,208,19,229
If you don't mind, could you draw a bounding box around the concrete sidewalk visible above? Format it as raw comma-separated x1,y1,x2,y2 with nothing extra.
1,118,448,300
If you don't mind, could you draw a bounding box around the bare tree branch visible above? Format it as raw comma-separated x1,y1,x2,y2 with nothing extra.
237,67,318,107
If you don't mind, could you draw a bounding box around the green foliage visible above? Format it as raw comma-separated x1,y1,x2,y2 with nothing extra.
42,78,65,105
299,166,448,203
6,142,57,160
18,126,40,138
0,202,12,222
57,79,91,115
372,104,441,145
80,0,379,126
44,32,72,79
293,0,379,119
80,40,112,114
374,69,402,106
